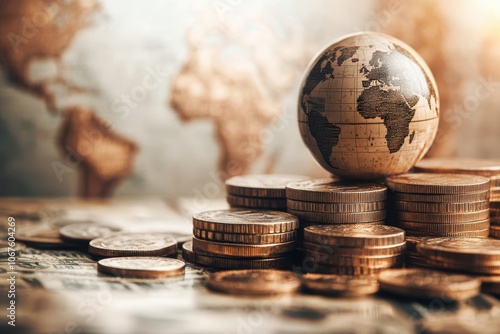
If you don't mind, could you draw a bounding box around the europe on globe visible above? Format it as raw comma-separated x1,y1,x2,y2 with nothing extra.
298,32,439,179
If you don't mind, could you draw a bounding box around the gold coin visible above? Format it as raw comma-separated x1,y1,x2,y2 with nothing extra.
386,173,491,194
225,174,309,198
286,199,385,213
285,178,387,203
302,240,406,256
59,223,121,244
192,209,298,234
302,263,390,275
192,237,296,258
397,219,490,233
394,200,489,213
226,195,286,209
304,224,405,247
193,228,296,244
404,229,489,238
182,241,196,263
304,249,404,267
394,191,490,203
395,210,490,223
302,273,379,296
378,268,480,300
287,209,386,224
206,269,301,295
417,237,500,265
414,158,500,177
97,257,185,278
17,228,68,249
88,233,177,257
478,275,500,295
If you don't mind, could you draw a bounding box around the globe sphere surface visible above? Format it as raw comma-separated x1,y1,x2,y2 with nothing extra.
298,32,439,179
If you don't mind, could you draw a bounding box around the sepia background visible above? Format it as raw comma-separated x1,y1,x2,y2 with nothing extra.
1,0,499,198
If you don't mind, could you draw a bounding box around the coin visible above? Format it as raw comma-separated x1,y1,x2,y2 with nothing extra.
88,233,177,257
192,237,296,258
192,252,293,269
193,228,296,244
395,210,490,223
287,209,386,224
378,268,480,300
490,226,500,239
404,229,489,238
394,200,489,213
415,257,500,275
17,228,68,249
414,158,500,177
302,274,379,296
286,199,386,213
303,225,405,247
303,263,388,275
396,219,490,233
206,269,301,295
405,236,426,254
304,249,404,267
386,174,491,194
225,174,309,198
182,241,196,263
302,241,406,256
478,275,500,295
286,179,387,203
59,223,121,244
226,195,286,209
97,257,185,278
417,237,500,265
394,191,490,203
192,209,298,234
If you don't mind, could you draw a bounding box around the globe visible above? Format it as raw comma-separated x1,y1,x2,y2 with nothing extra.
298,32,439,179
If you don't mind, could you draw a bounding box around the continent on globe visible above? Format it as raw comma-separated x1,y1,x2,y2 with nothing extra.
299,32,439,179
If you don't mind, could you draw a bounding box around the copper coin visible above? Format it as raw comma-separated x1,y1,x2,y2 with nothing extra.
225,174,309,198
304,249,405,267
193,228,296,244
192,237,296,258
88,233,177,257
414,158,500,177
378,268,480,300
59,223,121,244
394,200,489,213
17,228,68,249
302,273,379,296
182,241,196,263
395,210,490,223
396,219,490,233
386,174,491,194
97,257,185,278
415,257,500,275
286,179,387,203
394,191,490,203
404,229,489,238
226,195,287,209
206,269,301,295
287,209,386,224
286,199,386,213
490,226,500,239
190,251,293,269
304,224,405,247
405,236,427,254
302,240,407,256
192,209,298,234
478,275,500,295
302,263,389,275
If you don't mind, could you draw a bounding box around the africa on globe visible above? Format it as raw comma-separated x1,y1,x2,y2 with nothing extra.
298,32,439,179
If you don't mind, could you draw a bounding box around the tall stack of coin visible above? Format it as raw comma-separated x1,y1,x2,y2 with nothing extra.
285,179,387,244
225,174,308,211
415,158,500,239
187,209,298,269
301,224,406,275
386,173,491,238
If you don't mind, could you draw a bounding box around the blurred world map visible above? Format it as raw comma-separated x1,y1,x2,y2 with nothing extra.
1,0,500,197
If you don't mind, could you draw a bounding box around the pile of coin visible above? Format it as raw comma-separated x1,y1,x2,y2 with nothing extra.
186,209,298,269
301,224,406,275
225,174,308,210
386,173,491,237
415,158,500,238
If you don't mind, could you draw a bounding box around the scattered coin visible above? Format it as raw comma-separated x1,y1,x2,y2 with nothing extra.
386,174,491,194
88,233,177,257
192,237,296,258
97,257,185,278
59,223,121,244
193,228,297,244
206,269,301,295
378,268,480,300
17,228,69,249
226,174,309,198
302,273,379,296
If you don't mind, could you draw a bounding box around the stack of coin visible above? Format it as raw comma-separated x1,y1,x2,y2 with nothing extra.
404,236,428,267
225,174,308,211
386,173,491,238
188,209,298,269
301,224,406,275
414,158,500,238
416,237,500,275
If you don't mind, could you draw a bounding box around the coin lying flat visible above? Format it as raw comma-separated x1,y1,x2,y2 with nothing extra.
302,273,379,296
192,237,296,258
286,179,387,203
193,228,297,244
97,257,185,278
394,191,490,203
225,174,309,198
378,268,480,300
287,209,386,224
17,228,68,249
414,158,500,177
286,199,386,213
397,220,490,233
395,210,490,223
304,225,405,247
386,174,491,194
59,223,121,244
193,209,299,234
226,195,287,209
394,200,489,213
89,233,177,257
302,241,407,256
206,269,301,295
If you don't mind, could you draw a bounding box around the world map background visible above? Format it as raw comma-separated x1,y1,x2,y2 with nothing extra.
1,0,499,197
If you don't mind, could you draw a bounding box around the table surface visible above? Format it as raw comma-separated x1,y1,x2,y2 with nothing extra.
1,197,500,334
